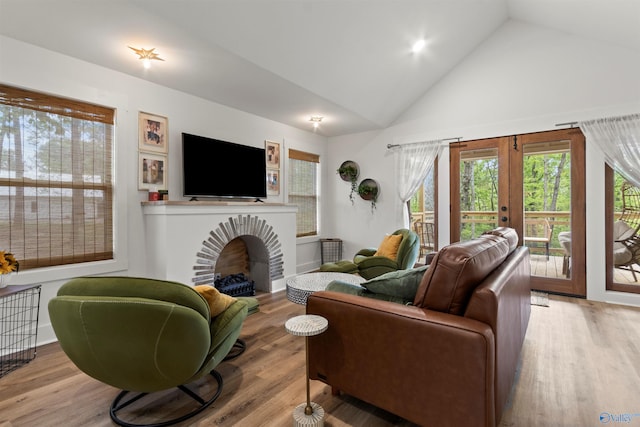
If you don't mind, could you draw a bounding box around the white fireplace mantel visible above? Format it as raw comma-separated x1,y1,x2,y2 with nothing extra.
142,201,298,292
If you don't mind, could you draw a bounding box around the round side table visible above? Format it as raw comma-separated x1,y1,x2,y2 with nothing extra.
286,272,365,305
285,314,329,427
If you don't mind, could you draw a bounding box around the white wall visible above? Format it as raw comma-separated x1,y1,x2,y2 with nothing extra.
326,20,640,306
0,35,329,345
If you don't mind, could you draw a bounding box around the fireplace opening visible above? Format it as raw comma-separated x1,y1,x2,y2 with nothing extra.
215,238,249,278
214,236,269,293
193,214,285,293
214,272,256,297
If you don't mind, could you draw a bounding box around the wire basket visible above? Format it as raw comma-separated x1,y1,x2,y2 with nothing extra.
320,239,343,264
0,284,41,378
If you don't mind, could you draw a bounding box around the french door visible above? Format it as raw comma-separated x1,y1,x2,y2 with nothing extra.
450,128,586,296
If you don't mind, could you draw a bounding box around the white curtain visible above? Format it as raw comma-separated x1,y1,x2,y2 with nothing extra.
390,140,445,228
579,113,640,187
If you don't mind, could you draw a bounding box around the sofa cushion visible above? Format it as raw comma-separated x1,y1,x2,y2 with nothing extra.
413,233,511,315
361,264,430,300
320,260,359,274
374,234,403,260
613,221,636,265
614,220,635,241
482,226,519,252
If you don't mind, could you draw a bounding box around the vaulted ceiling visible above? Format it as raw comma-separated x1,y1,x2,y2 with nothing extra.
1,0,638,137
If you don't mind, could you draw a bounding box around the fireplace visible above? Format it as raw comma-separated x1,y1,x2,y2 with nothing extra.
142,201,297,293
192,215,284,292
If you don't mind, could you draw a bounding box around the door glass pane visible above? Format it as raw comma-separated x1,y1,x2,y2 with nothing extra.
522,140,571,279
612,172,640,286
459,148,499,241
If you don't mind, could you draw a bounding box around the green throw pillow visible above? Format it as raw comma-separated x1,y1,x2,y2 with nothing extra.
326,280,367,296
361,265,429,300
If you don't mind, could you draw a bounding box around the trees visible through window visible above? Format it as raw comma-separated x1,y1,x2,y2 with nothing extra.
522,142,571,262
410,163,437,252
288,149,319,237
459,151,499,239
410,168,435,222
457,143,571,250
0,84,114,270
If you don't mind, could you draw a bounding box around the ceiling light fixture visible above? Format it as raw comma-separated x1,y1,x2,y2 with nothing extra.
412,39,426,54
309,116,323,129
128,46,165,69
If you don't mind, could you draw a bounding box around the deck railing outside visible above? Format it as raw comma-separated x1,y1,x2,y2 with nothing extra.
411,211,638,284
411,211,573,257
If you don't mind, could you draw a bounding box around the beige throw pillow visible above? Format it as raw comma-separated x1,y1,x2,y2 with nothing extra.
194,285,236,317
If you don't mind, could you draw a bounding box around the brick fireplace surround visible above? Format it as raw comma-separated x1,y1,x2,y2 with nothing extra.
142,201,298,292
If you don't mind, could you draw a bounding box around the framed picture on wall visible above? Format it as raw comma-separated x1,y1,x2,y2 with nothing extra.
267,169,280,196
139,152,167,190
139,112,168,153
265,140,280,169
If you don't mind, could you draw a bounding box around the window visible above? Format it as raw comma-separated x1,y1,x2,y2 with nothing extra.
606,166,640,294
410,168,436,222
410,159,437,248
0,84,114,270
288,149,319,237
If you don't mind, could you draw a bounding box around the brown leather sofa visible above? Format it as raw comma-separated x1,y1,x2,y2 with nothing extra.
306,227,530,427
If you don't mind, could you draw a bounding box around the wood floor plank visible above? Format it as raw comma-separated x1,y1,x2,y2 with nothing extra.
499,296,640,427
1,290,639,426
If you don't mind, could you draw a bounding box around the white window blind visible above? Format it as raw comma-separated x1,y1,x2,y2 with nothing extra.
0,84,114,269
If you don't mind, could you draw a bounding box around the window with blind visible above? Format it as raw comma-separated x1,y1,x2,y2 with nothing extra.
0,84,114,270
288,149,319,237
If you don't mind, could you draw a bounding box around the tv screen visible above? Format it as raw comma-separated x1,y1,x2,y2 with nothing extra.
182,133,267,200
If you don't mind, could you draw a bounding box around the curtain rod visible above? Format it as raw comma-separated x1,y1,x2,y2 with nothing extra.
387,136,462,149
555,121,578,128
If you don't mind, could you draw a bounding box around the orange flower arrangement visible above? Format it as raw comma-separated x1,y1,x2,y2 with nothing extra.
0,251,19,275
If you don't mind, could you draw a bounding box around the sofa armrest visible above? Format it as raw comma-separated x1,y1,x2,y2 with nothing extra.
306,291,496,427
464,246,531,424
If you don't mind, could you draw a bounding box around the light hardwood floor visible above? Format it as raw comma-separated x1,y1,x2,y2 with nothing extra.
1,291,639,427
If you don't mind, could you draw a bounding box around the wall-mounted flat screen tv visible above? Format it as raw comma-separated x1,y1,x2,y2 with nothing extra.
182,132,267,200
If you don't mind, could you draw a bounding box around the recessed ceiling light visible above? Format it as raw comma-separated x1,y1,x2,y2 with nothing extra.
412,39,426,54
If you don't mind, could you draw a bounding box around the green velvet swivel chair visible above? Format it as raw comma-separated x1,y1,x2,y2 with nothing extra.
354,228,420,279
48,276,249,427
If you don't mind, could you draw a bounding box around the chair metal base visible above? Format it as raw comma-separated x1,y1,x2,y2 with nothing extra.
224,338,246,361
109,370,223,427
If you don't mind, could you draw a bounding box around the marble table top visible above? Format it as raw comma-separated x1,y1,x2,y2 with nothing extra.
286,272,365,305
